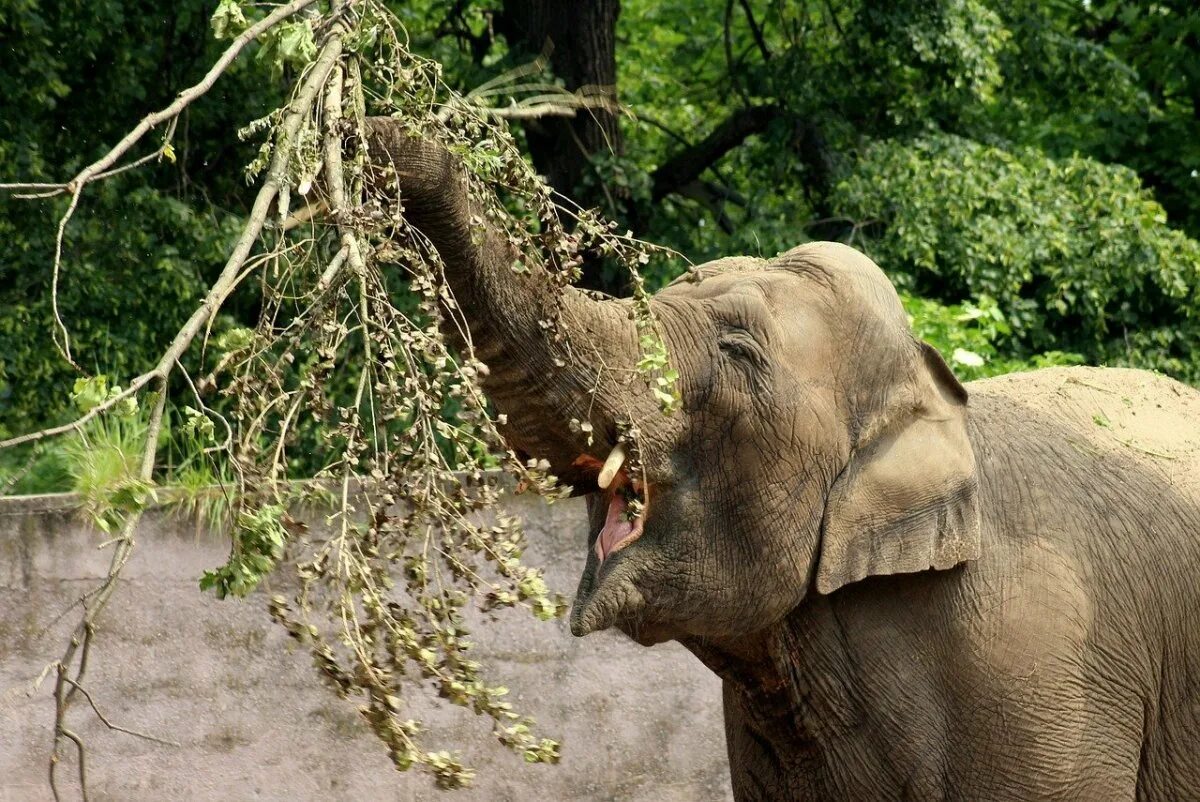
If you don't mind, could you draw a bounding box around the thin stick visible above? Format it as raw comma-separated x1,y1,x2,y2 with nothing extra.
11,134,179,200
62,679,181,748
0,378,155,451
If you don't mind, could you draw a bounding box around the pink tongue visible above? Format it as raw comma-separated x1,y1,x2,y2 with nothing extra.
595,493,636,563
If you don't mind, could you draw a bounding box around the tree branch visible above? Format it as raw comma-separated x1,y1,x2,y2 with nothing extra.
739,0,773,62
434,58,619,125
38,29,345,802
650,104,779,201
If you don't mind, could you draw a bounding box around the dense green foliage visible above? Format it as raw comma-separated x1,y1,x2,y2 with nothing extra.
3,0,1199,492
613,0,1200,377
0,0,276,443
836,134,1200,376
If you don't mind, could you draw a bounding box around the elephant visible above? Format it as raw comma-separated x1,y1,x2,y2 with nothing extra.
366,120,1200,800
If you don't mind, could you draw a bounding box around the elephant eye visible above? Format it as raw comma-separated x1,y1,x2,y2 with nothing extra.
718,328,768,372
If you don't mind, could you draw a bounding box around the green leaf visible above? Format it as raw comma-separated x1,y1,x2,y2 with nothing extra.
71,375,110,412
258,20,318,74
181,406,216,443
215,326,255,353
210,0,247,41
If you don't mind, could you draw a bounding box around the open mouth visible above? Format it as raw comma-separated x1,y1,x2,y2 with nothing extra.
568,443,659,638
575,443,648,565
595,477,646,563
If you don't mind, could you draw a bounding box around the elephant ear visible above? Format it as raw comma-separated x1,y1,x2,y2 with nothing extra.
816,342,980,595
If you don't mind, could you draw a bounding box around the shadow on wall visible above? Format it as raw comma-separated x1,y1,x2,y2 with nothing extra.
0,493,731,802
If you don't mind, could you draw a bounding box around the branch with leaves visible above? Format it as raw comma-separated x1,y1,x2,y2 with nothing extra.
1,0,680,796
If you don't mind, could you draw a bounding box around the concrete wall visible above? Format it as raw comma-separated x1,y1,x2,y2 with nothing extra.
0,493,731,802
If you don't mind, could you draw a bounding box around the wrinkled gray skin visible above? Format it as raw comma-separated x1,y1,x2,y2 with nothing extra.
369,122,1200,800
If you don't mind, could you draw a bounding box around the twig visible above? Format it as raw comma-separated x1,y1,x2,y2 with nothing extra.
0,445,41,493
739,0,772,62
486,97,617,121
49,186,85,367
1114,437,1177,460
1064,375,1118,395
9,127,179,200
462,56,549,99
176,359,234,454
62,679,181,748
0,379,152,450
434,65,618,125
52,727,87,802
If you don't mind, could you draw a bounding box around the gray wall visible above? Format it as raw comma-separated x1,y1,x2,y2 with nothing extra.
0,493,730,802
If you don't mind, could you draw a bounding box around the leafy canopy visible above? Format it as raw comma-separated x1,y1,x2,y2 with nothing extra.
4,0,1200,477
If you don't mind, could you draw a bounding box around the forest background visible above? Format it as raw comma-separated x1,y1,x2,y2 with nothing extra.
2,0,1199,492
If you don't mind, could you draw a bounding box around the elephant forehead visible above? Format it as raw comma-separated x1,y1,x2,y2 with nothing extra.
662,242,910,333
663,254,768,288
662,270,827,326
659,268,777,300
773,242,909,325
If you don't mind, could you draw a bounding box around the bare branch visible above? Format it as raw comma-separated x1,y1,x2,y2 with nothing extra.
487,95,618,121
0,445,40,493
465,56,551,99
651,104,780,201
739,0,773,62
435,58,619,124
281,198,328,231
5,124,180,200
0,379,153,451
63,676,181,747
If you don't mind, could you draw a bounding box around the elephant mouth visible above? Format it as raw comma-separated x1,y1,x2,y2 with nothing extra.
567,446,657,638
568,446,649,564
593,475,646,564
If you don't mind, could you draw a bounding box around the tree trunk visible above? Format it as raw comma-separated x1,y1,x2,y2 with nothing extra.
497,0,622,206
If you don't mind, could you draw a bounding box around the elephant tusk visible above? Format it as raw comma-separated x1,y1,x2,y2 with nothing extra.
598,443,627,490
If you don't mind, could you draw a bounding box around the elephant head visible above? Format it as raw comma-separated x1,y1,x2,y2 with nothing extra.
569,244,982,645
368,122,980,648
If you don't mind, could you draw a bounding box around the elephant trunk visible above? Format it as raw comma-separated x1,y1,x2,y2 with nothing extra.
364,118,654,483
